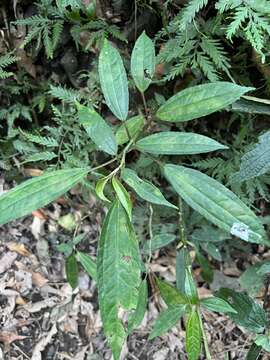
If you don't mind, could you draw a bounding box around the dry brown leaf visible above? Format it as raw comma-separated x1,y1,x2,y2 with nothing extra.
32,209,48,220
31,271,48,288
0,331,26,345
0,252,17,274
7,242,31,257
24,168,43,177
31,324,57,360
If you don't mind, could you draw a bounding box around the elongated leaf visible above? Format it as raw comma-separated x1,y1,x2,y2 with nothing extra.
164,164,267,245
186,310,202,360
98,39,129,121
97,200,141,359
149,304,186,340
112,177,132,220
155,278,188,305
122,168,177,209
128,280,148,333
77,251,97,281
156,82,253,122
95,177,111,202
136,132,228,155
116,115,145,145
184,268,199,304
65,254,78,289
215,288,267,333
78,104,117,155
0,168,87,226
255,335,270,352
201,297,237,314
131,31,155,93
143,233,176,253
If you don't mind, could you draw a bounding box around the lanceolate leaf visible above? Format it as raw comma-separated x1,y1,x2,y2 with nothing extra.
0,168,88,226
186,310,202,360
201,297,237,314
97,201,141,359
77,251,97,281
95,177,111,203
149,304,186,340
164,164,267,245
78,104,117,155
116,115,145,145
136,132,228,155
122,168,177,209
143,233,176,253
131,31,155,93
156,82,254,122
98,39,129,121
112,177,132,220
65,254,78,289
156,278,188,305
128,280,148,333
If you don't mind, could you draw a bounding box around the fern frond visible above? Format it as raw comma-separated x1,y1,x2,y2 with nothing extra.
215,0,242,13
195,53,219,81
23,151,57,163
20,130,58,147
179,0,210,29
49,85,81,103
52,20,64,50
200,37,231,73
226,6,249,40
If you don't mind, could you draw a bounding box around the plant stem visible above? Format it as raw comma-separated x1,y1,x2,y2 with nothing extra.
197,308,212,360
177,196,187,247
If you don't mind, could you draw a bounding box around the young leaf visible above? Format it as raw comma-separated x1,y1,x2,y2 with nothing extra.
131,31,155,93
95,177,111,202
149,304,186,340
78,104,117,155
65,253,78,289
128,280,148,333
112,177,132,220
186,310,202,360
116,115,145,145
136,132,228,155
164,164,267,245
98,39,129,121
97,200,141,359
0,168,88,226
201,297,237,314
215,288,267,333
156,82,254,122
155,278,188,305
77,251,97,281
143,233,176,253
122,168,177,209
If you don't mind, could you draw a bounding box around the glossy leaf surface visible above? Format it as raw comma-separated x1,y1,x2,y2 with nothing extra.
0,168,87,226
136,132,228,155
78,104,117,155
186,310,202,360
156,82,253,122
131,31,155,93
99,39,129,121
164,164,267,245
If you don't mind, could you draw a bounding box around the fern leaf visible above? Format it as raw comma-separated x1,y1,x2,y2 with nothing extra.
226,6,249,40
195,53,219,81
23,151,57,163
179,0,210,29
49,85,81,103
52,20,64,50
21,130,58,147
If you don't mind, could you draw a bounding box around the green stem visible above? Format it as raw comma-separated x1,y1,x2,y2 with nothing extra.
177,196,187,248
197,308,212,360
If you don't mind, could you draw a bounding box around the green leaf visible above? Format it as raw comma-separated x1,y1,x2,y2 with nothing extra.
95,177,111,202
164,164,267,245
186,310,202,360
98,39,129,121
0,168,88,226
116,115,145,145
176,248,189,294
155,278,188,305
77,251,97,281
149,304,186,340
240,262,267,297
156,82,254,122
184,268,199,304
255,335,270,352
65,254,78,289
215,288,267,333
122,168,177,209
246,343,262,360
131,31,155,93
128,280,148,333
56,243,73,256
143,233,176,253
201,297,237,314
78,104,117,155
112,177,132,220
136,132,228,155
97,200,141,359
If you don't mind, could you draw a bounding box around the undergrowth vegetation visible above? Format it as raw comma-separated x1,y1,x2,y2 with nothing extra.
1,0,270,359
